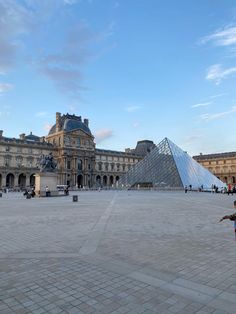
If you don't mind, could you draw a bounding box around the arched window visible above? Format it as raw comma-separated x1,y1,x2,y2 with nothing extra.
78,159,83,171
6,173,14,188
18,173,26,188
77,174,83,188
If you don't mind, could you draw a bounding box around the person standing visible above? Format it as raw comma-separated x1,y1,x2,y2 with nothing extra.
45,186,50,197
227,184,233,195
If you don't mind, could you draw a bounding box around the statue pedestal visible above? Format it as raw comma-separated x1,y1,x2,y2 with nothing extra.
35,172,58,197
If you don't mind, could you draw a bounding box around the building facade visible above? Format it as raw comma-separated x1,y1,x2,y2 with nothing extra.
193,152,236,185
0,131,53,190
0,113,153,190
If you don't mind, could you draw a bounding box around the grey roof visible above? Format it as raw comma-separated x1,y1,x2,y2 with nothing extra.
95,148,141,157
49,118,92,135
134,140,156,156
193,151,236,160
0,136,53,147
25,132,40,142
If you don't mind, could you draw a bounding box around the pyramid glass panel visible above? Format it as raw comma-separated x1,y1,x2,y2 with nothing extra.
119,138,225,189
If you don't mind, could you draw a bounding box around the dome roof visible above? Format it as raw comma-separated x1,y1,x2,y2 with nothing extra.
48,115,92,135
64,118,91,134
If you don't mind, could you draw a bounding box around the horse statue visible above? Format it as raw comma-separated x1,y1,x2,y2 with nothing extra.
38,153,57,172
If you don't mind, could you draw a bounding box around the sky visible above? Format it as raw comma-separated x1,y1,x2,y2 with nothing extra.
1,0,236,156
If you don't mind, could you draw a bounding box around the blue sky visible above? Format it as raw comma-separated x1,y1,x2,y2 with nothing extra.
1,0,236,155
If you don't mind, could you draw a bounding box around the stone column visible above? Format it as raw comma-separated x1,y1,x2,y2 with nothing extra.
26,175,30,188
2,174,6,187
14,174,19,188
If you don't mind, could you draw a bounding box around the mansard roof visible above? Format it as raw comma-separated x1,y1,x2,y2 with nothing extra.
49,113,92,135
193,151,236,160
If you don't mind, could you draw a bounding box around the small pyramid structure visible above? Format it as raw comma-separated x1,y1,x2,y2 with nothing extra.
119,138,225,189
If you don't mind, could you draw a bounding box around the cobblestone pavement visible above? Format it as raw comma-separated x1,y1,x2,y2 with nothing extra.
0,190,236,313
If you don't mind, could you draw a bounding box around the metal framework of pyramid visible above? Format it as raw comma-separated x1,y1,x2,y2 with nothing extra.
119,138,225,189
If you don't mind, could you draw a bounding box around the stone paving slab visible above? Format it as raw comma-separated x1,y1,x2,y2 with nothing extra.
0,190,236,313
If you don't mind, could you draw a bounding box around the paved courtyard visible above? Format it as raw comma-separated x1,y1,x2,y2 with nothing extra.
0,190,236,314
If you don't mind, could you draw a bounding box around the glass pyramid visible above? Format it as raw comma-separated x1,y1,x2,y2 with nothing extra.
120,138,225,189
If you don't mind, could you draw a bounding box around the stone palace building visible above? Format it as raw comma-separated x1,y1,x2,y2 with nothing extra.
193,152,236,185
0,112,155,190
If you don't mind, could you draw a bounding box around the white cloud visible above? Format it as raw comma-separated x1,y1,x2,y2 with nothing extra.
0,0,33,73
206,64,236,84
191,102,211,108
0,1,112,98
68,103,78,113
0,107,11,117
114,1,119,9
125,105,141,113
64,0,80,4
132,122,139,128
201,26,236,47
35,111,48,117
94,129,113,143
36,20,111,97
199,106,236,121
184,135,204,145
209,93,227,99
0,83,13,93
43,123,53,132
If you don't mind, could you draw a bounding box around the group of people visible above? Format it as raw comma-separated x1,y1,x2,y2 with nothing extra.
23,187,35,198
184,184,192,193
46,185,69,196
211,184,236,195
22,185,70,197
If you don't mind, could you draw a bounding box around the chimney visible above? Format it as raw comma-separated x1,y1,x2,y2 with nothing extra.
84,118,89,127
0,130,3,138
20,133,25,140
56,112,61,132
